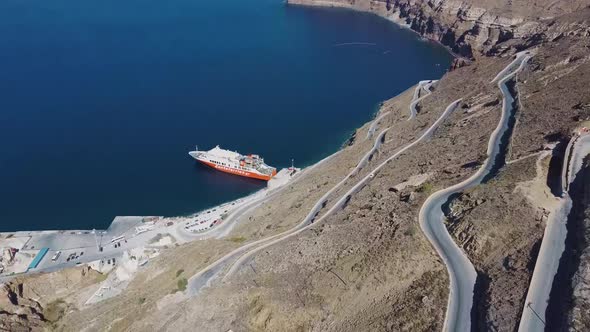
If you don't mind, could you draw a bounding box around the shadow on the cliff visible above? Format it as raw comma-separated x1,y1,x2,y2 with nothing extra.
482,80,518,184
470,272,490,332
546,138,568,197
545,156,590,330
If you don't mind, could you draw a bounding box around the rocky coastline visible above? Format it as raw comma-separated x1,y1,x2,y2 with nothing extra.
287,0,589,59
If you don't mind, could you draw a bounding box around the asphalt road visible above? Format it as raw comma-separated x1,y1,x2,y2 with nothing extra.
367,111,391,140
409,80,437,120
224,98,461,279
419,51,531,332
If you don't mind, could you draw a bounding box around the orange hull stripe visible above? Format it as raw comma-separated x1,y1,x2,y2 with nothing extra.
199,160,274,181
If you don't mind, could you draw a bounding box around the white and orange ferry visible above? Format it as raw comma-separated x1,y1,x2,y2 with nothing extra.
189,145,277,181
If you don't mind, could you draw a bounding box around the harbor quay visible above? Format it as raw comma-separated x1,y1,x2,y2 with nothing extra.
0,167,299,282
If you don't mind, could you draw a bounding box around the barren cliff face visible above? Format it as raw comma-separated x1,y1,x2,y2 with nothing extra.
288,0,590,58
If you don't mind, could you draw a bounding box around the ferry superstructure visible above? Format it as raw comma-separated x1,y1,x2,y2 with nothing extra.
189,145,277,181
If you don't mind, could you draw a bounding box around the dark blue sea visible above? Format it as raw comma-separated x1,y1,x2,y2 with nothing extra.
0,0,452,231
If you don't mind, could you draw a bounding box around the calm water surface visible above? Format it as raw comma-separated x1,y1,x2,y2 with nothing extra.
0,0,452,231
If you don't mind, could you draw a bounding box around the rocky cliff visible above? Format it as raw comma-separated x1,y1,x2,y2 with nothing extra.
288,0,590,58
0,282,45,331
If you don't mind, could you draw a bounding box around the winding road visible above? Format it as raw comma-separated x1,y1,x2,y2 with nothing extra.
224,98,462,279
409,80,437,120
188,91,457,292
187,125,391,295
419,51,531,331
199,51,542,331
367,111,391,140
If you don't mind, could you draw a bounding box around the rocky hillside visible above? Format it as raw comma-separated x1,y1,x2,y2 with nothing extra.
0,282,45,331
6,1,590,331
0,266,108,331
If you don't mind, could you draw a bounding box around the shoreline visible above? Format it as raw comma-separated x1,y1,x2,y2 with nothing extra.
0,96,388,281
0,145,341,237
0,150,343,280
0,0,453,282
286,0,463,60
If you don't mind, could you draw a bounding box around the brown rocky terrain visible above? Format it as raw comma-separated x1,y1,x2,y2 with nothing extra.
0,266,105,331
0,282,44,331
446,157,544,331
4,1,590,331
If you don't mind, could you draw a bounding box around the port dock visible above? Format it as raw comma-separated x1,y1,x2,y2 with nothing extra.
0,167,300,282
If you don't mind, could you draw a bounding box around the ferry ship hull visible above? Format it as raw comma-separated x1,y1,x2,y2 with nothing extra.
189,145,277,181
197,159,275,181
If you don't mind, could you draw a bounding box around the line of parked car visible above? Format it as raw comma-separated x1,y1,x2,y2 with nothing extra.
66,251,84,262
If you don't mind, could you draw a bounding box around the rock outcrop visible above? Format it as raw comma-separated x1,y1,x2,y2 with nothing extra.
0,282,45,331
